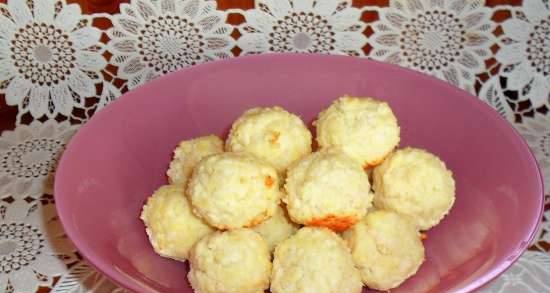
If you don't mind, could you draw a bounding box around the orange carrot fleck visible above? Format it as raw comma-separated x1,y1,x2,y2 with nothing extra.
268,131,280,144
363,163,370,171
306,214,357,232
420,233,427,240
264,176,274,188
363,157,385,170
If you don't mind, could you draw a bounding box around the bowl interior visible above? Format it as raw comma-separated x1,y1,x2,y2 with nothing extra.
55,54,543,293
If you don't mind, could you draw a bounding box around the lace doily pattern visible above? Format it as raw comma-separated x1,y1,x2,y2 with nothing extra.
52,263,126,293
479,0,549,124
494,0,549,111
0,198,77,293
106,0,234,90
516,115,550,195
0,0,107,121
532,195,550,251
0,120,78,199
236,0,367,55
479,251,550,293
0,0,547,293
369,0,495,94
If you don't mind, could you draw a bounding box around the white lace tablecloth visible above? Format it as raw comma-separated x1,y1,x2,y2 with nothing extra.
0,0,548,292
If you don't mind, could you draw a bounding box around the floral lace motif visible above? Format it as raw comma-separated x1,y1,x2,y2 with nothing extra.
0,121,78,198
0,200,76,293
0,0,106,119
515,115,550,194
494,0,549,110
238,0,366,55
370,0,495,93
106,0,234,89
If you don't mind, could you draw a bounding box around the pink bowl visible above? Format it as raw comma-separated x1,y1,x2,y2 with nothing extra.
55,54,544,293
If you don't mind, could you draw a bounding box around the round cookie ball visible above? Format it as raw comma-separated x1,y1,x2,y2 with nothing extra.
372,147,456,230
187,152,282,229
284,149,372,232
253,204,300,253
188,229,271,293
140,185,213,261
315,96,400,168
343,210,425,290
271,227,362,293
166,135,223,186
226,107,312,172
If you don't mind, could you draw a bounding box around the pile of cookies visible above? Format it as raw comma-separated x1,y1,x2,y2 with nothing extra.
140,96,456,293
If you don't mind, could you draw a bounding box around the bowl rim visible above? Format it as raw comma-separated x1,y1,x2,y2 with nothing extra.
54,52,545,293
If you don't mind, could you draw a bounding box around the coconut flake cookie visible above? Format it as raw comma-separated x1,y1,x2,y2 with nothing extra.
253,204,300,253
166,135,223,186
140,185,213,261
315,96,400,168
284,148,372,232
343,210,425,290
372,147,456,230
271,227,362,293
226,107,312,172
187,152,282,230
188,229,271,293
